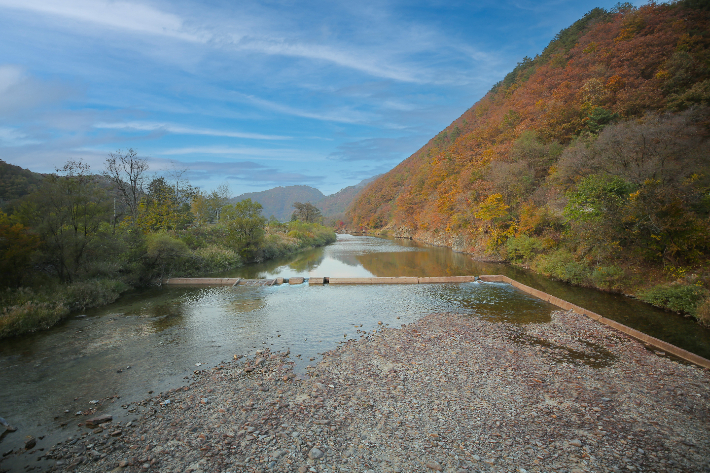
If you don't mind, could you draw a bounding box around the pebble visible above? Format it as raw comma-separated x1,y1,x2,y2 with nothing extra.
308,447,324,459
34,312,710,473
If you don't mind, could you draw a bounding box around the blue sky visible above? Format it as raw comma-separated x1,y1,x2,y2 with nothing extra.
0,0,641,196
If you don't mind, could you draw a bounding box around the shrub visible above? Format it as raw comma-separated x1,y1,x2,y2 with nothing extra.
63,278,128,311
0,301,69,338
505,235,544,262
591,265,627,291
532,249,591,285
0,278,128,338
194,245,242,273
639,284,709,317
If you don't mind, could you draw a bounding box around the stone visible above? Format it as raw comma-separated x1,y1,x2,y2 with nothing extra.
425,460,443,471
85,414,113,427
24,437,37,450
289,277,305,285
308,447,324,459
569,439,582,447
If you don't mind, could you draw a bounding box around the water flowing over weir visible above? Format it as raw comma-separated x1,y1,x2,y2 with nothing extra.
163,274,710,369
1,234,710,469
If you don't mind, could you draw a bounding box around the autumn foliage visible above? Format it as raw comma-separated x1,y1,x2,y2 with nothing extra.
348,2,710,318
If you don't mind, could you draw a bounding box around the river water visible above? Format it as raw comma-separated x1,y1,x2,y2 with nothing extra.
1,234,709,468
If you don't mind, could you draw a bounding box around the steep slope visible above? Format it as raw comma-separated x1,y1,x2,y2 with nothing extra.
0,159,45,208
318,175,381,221
348,2,710,317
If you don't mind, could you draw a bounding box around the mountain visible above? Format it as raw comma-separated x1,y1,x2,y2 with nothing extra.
347,2,710,305
232,185,325,221
232,177,380,222
318,175,380,222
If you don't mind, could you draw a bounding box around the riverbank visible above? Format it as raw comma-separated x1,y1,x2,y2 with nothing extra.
354,226,710,326
0,223,336,340
20,309,710,473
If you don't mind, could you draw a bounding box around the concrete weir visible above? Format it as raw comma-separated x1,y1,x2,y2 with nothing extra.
162,274,710,369
479,275,710,370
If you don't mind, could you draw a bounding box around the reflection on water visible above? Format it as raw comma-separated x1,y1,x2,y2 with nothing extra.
1,234,709,470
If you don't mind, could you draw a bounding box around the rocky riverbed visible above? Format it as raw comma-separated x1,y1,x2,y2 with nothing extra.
6,310,710,473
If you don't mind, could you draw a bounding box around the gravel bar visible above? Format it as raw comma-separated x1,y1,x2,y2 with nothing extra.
27,310,710,472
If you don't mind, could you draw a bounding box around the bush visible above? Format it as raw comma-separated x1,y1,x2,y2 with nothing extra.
0,278,129,338
63,278,129,311
639,284,709,317
532,249,591,285
194,245,242,273
591,265,627,291
0,301,69,338
505,235,544,262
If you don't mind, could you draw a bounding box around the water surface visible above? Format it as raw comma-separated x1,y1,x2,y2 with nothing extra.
1,234,709,470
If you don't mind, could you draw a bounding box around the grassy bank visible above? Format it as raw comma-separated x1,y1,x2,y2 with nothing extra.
0,221,335,339
501,236,710,326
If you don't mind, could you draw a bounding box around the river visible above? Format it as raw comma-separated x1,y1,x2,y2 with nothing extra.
1,234,709,469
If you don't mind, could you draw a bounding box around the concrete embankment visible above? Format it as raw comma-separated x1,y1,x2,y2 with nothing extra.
479,274,710,370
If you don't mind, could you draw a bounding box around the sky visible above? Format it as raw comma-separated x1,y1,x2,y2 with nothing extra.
0,0,642,196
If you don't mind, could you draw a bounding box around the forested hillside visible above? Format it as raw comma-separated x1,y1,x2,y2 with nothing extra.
349,2,710,322
0,159,44,208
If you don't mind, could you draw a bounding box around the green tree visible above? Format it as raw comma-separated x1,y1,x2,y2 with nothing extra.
221,199,267,260
0,211,40,287
145,232,189,282
18,161,111,282
134,177,193,233
192,184,230,225
291,202,323,223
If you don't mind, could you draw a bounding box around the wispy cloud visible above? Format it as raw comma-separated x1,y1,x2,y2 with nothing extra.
329,136,419,162
94,122,290,140
0,127,41,146
151,159,325,187
234,94,375,125
0,0,205,41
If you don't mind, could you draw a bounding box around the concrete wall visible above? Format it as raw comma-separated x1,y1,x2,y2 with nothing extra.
479,275,710,370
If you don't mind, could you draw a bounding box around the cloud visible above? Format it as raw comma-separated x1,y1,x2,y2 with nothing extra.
0,0,489,85
94,122,290,140
0,65,76,117
151,159,324,187
156,146,318,163
0,127,41,146
230,37,422,83
0,0,205,41
234,94,375,125
328,136,419,162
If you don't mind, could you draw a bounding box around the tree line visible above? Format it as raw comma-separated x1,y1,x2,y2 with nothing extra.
0,150,335,338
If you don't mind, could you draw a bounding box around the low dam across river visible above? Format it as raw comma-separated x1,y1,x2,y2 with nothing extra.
164,274,710,369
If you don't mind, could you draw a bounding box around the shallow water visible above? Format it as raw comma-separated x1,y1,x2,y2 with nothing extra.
1,234,709,469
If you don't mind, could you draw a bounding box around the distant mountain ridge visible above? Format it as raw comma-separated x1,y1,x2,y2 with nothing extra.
232,176,379,221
